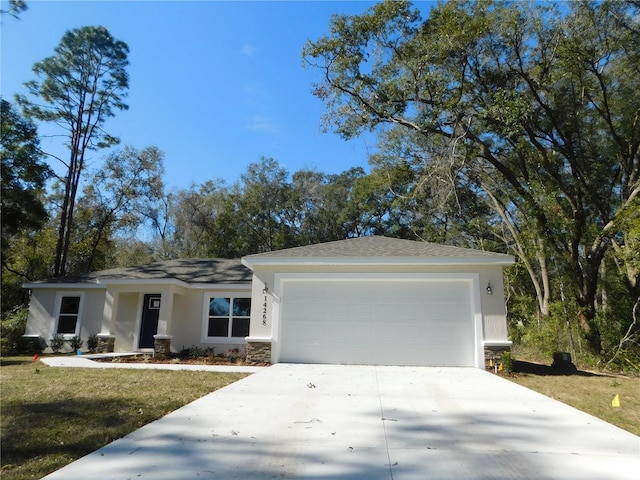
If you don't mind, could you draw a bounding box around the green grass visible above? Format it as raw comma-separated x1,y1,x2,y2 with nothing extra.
0,357,248,480
506,369,640,436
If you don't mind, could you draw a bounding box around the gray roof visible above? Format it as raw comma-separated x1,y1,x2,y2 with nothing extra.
27,258,252,286
243,236,514,265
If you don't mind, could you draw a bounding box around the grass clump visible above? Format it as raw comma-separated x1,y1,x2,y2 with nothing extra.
0,356,248,480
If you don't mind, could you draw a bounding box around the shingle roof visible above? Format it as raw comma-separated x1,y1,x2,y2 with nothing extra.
27,258,252,286
243,236,514,264
25,238,513,288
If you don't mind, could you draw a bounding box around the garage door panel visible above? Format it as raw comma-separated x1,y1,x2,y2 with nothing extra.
371,309,395,321
341,324,370,340
428,325,469,342
279,279,476,366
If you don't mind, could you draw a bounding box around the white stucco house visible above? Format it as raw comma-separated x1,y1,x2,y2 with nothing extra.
23,236,515,368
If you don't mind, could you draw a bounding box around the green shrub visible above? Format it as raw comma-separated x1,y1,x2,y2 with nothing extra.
68,335,83,352
49,334,65,353
506,294,537,346
521,301,574,358
179,345,215,359
501,351,513,373
0,307,29,355
87,334,99,352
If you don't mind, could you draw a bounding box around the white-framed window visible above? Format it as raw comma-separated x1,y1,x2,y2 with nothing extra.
205,296,251,339
54,292,84,336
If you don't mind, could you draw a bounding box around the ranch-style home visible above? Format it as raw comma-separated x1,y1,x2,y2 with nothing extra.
23,236,515,368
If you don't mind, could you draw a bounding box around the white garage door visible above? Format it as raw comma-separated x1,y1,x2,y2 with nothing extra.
279,279,476,366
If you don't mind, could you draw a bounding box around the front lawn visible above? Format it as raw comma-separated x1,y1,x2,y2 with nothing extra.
0,357,248,480
506,362,640,436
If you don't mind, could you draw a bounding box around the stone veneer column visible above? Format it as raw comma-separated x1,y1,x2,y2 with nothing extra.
245,341,272,365
153,335,173,358
484,342,511,370
96,334,116,353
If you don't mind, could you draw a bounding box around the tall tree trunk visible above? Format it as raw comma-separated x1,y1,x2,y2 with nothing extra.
574,242,608,353
53,178,71,277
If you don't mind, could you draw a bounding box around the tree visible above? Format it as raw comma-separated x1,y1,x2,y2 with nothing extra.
111,237,157,268
1,99,50,311
233,157,293,254
304,0,640,354
71,145,165,273
286,169,327,243
368,127,498,248
287,167,370,244
0,0,27,18
165,164,371,259
1,224,57,313
321,167,370,239
1,99,49,249
17,26,129,277
170,180,233,258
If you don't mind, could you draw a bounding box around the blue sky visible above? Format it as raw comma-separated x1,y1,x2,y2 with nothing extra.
1,0,403,191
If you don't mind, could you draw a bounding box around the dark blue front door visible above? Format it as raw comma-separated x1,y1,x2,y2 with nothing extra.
139,294,160,349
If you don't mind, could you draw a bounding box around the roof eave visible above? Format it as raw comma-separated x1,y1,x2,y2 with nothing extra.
23,281,104,289
24,278,253,289
99,278,191,288
184,282,252,290
24,278,190,289
243,255,516,268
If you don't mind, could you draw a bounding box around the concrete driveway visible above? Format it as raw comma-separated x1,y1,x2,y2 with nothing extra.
43,364,639,479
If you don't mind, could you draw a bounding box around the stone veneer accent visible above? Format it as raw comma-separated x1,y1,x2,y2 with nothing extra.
484,343,511,370
245,341,272,365
153,335,172,358
96,334,115,353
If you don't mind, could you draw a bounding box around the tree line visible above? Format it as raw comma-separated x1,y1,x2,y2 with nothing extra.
2,0,638,370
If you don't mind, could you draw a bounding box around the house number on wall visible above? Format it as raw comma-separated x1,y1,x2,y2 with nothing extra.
262,296,268,325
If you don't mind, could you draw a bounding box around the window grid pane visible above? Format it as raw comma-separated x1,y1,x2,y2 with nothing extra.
206,297,251,338
60,296,80,314
232,298,251,316
231,317,250,338
209,298,230,316
57,315,77,334
208,318,229,337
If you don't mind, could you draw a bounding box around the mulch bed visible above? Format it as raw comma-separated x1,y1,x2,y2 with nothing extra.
93,354,249,366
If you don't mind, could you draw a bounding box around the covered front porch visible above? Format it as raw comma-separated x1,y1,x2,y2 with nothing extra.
98,283,186,356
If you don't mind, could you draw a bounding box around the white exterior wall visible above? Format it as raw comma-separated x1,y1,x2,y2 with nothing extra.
170,289,203,351
81,289,109,340
247,274,273,339
170,288,250,354
113,292,139,351
25,287,106,352
480,268,509,341
25,289,57,340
